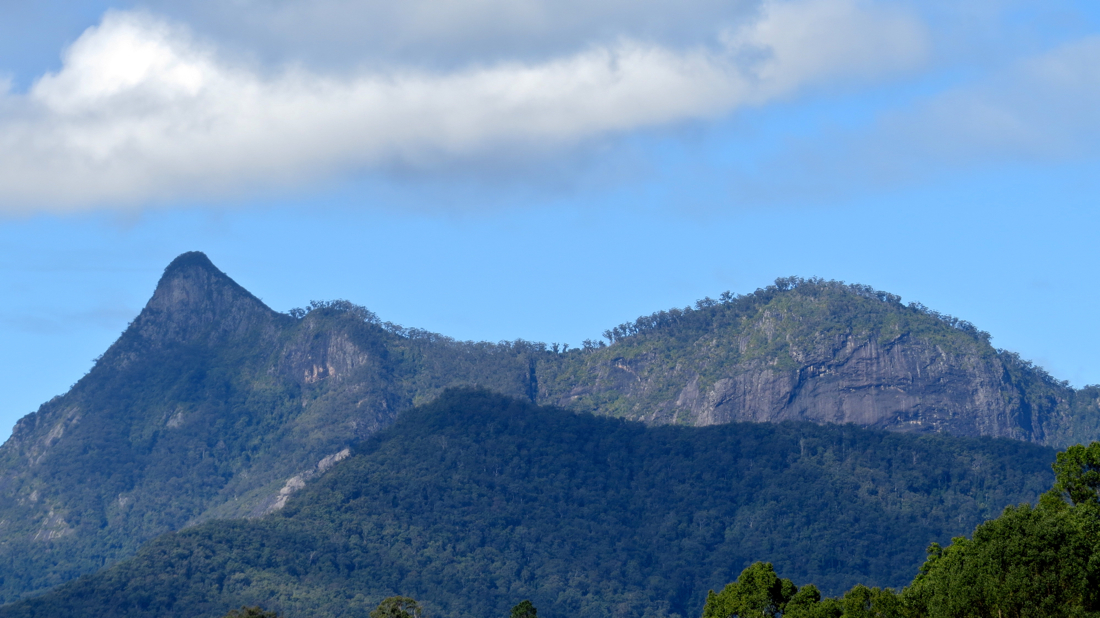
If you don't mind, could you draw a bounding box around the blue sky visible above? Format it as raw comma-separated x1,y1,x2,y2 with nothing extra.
2,0,1100,439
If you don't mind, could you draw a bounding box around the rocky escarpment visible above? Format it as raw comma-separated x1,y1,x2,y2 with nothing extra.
541,281,1095,446
694,336,1017,434
574,336,1034,438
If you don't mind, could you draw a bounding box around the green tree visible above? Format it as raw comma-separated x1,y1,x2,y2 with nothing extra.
903,441,1100,618
903,503,1100,617
703,562,797,618
510,600,537,618
838,585,900,618
371,596,423,618
1051,442,1100,507
782,584,842,618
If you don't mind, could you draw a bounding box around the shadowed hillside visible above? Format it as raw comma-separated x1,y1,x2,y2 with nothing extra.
0,390,1058,618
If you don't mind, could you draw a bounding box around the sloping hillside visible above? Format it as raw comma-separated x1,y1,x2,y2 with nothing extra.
0,390,1057,618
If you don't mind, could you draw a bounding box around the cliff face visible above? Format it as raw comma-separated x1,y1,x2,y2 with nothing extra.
577,337,1030,437
0,256,1097,605
131,252,285,345
541,282,1090,446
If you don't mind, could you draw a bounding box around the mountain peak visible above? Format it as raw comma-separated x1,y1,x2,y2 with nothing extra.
154,251,243,300
127,252,282,347
161,251,220,277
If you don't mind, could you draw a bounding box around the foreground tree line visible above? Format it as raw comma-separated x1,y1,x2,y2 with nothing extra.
706,443,1100,617
228,442,1100,618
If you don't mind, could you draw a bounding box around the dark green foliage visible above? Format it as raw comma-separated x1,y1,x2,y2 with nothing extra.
510,600,537,618
834,586,900,618
898,443,1100,617
903,505,1099,617
702,563,797,618
704,442,1100,618
0,390,1057,618
1051,442,1100,507
701,565,901,618
0,336,305,599
370,597,422,618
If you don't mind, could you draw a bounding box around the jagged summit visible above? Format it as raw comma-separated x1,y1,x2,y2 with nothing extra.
162,250,218,274
156,251,255,302
127,251,284,347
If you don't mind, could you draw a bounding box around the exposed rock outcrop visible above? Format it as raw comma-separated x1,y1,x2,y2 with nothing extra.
543,282,1088,445
264,447,352,514
123,251,289,350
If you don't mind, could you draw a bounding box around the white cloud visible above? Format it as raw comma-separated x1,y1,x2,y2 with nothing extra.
0,1,927,211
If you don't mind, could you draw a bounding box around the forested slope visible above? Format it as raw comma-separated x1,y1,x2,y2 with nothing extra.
0,254,541,602
0,390,1058,618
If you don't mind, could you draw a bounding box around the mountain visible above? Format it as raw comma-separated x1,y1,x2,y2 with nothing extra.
0,390,1058,618
537,279,1100,445
0,252,1096,603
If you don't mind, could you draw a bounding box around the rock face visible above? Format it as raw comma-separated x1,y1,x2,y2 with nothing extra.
540,283,1095,447
131,252,283,345
583,337,1028,437
0,254,1097,605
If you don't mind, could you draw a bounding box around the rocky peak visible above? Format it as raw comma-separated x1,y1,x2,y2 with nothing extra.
126,252,284,347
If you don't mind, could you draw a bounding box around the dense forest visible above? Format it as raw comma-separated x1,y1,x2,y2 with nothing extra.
0,390,1058,618
215,445,1100,618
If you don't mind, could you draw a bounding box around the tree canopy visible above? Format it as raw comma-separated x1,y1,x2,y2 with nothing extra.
370,597,422,618
703,440,1100,618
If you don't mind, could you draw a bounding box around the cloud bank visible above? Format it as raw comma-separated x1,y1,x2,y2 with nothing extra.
0,0,926,211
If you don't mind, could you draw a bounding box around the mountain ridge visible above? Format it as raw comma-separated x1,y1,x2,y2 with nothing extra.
0,252,1097,604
